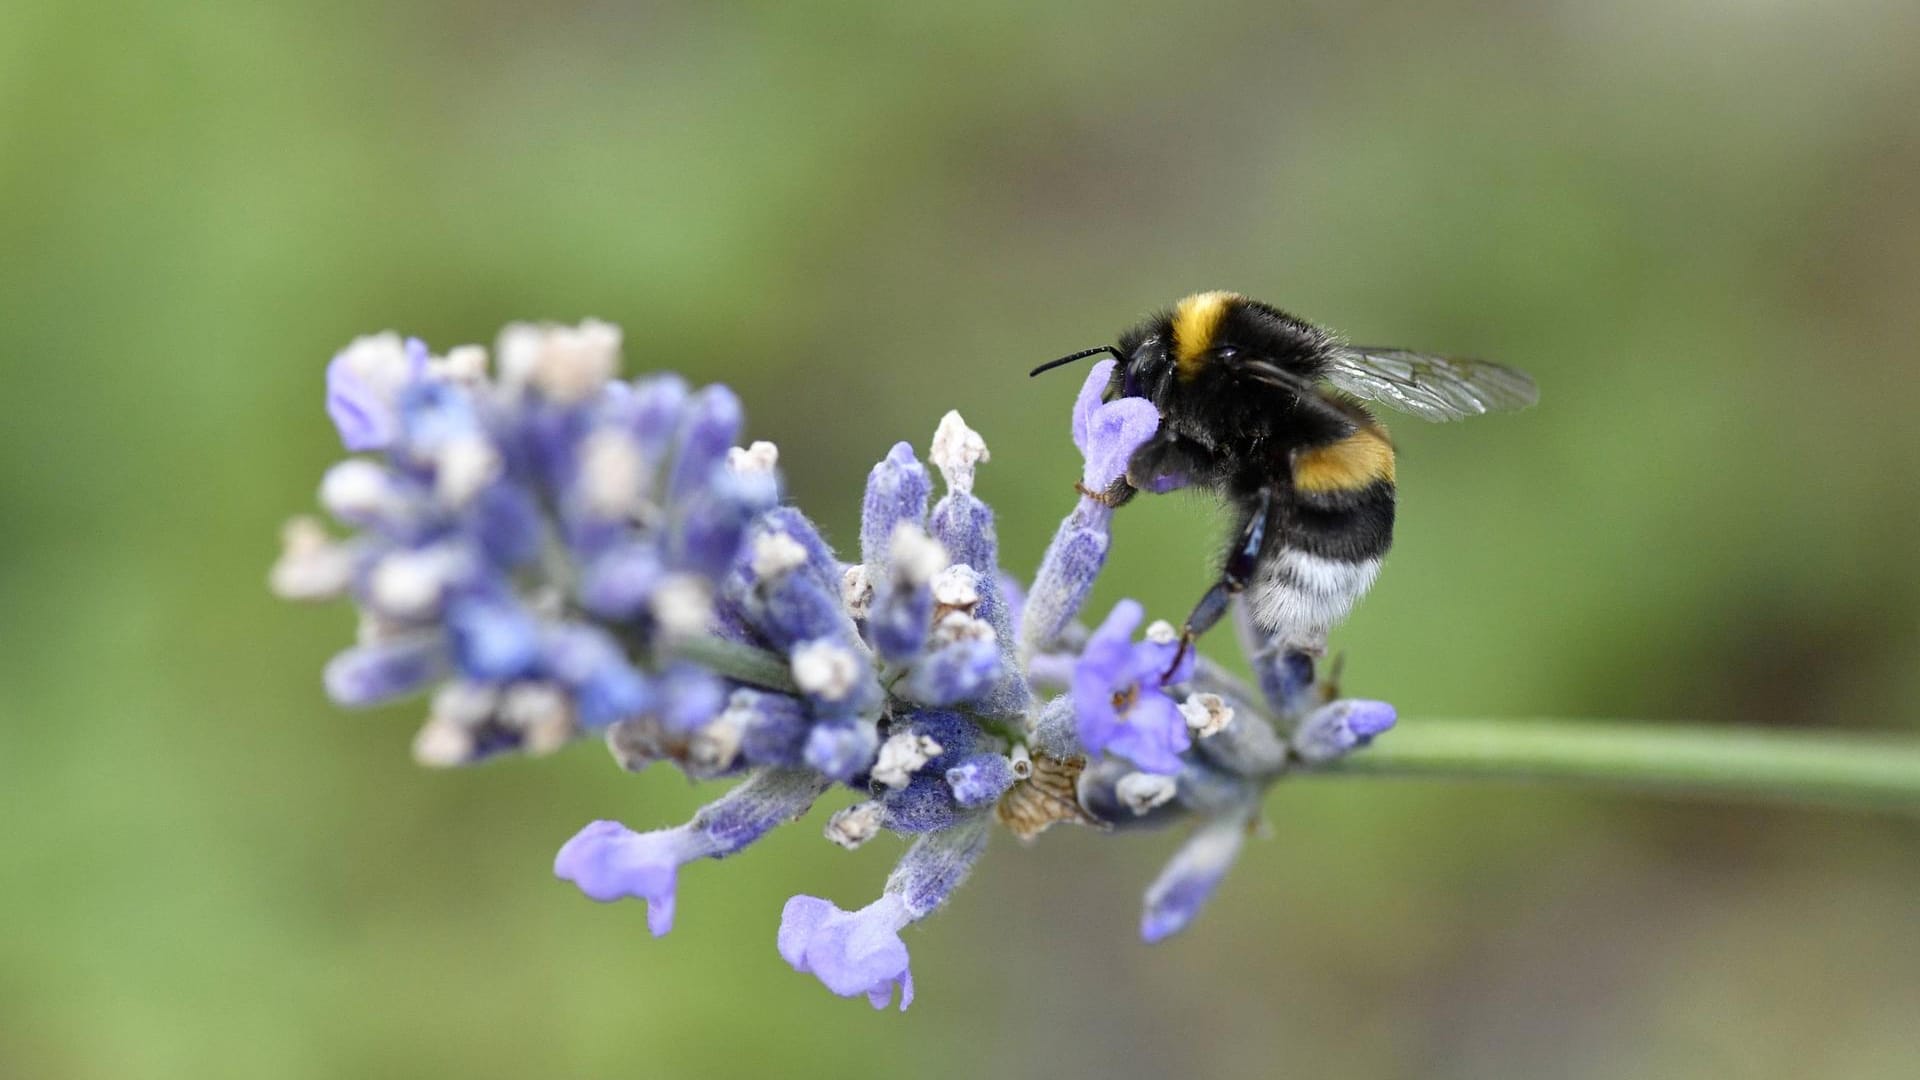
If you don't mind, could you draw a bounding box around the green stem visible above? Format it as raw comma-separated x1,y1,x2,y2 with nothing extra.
665,636,1920,813
1311,717,1920,812
666,634,798,693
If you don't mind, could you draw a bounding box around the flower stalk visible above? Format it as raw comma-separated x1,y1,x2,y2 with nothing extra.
1313,717,1920,812
671,632,1920,812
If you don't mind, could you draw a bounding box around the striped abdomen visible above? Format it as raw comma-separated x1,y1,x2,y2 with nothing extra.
1246,426,1396,652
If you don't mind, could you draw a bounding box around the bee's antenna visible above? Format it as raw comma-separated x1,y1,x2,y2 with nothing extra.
1029,345,1125,378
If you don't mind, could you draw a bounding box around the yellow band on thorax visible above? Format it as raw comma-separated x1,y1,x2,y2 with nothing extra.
1172,291,1239,377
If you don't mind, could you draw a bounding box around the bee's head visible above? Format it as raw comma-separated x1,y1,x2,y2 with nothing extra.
1030,292,1327,410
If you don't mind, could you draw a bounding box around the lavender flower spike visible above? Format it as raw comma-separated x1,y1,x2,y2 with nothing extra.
1140,802,1256,944
282,315,1412,1010
556,768,828,936
780,815,988,1010
1020,359,1159,654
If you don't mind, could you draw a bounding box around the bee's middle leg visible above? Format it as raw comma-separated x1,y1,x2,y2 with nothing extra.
1164,486,1273,682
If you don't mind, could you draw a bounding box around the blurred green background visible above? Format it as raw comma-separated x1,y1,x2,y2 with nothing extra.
4,1,1919,1076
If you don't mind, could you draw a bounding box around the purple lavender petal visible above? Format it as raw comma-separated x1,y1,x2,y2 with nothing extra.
1102,691,1191,776
1081,397,1159,490
1069,359,1117,454
553,820,693,936
777,893,914,1011
325,351,406,452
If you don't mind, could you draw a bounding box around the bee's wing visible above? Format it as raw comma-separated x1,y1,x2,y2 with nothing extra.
1322,346,1538,422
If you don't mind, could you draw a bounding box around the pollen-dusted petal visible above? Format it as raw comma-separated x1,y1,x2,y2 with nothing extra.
751,531,811,580
825,801,885,850
1116,771,1179,815
650,573,714,640
579,429,646,517
888,523,949,585
929,410,990,496
840,564,874,619
269,516,354,600
432,343,488,382
727,440,780,475
930,565,980,610
531,318,622,404
871,731,945,789
791,640,863,702
1179,692,1234,739
434,434,501,507
319,459,407,527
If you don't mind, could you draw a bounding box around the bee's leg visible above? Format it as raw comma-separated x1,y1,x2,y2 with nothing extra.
1164,487,1272,682
1075,477,1138,508
1125,430,1216,496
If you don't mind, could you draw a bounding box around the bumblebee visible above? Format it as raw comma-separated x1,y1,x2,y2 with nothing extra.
1032,291,1537,670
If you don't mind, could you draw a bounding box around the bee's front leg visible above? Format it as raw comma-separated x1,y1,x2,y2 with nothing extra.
1124,430,1215,497
1164,485,1273,682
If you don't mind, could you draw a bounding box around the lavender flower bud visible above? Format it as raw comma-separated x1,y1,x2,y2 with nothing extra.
731,690,810,768
446,595,542,681
1139,804,1254,944
541,624,653,728
859,442,931,568
945,753,1016,808
898,637,1001,706
269,516,354,601
668,385,743,502
579,542,665,621
803,716,879,783
867,525,943,662
323,635,448,707
1290,700,1397,763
